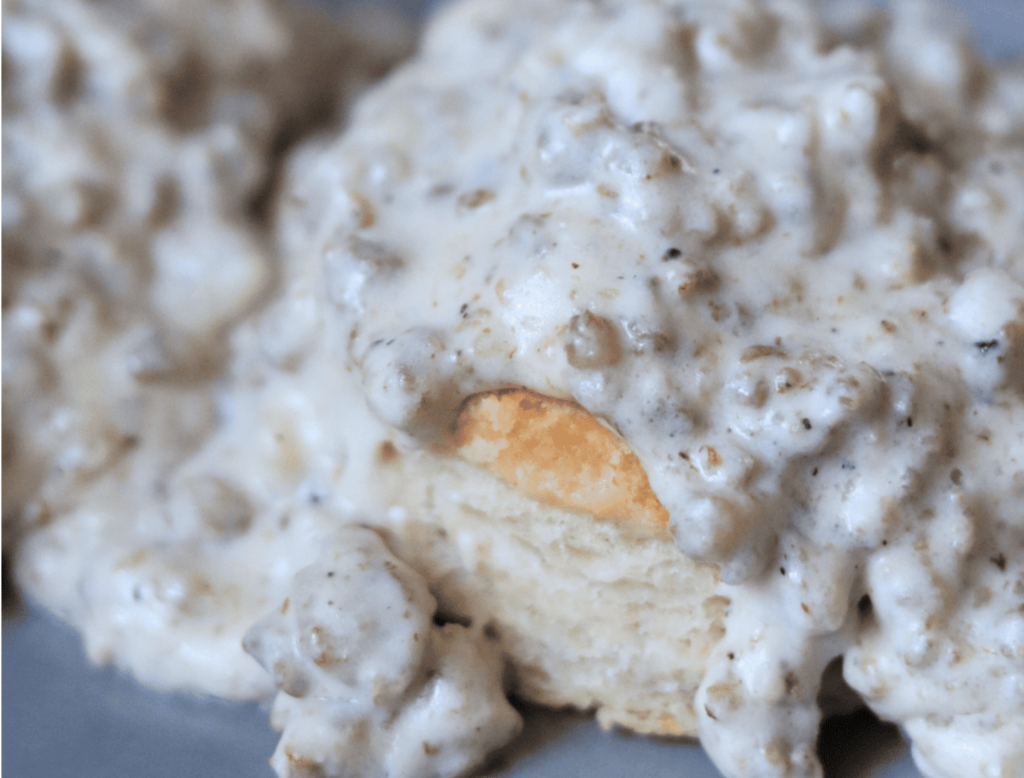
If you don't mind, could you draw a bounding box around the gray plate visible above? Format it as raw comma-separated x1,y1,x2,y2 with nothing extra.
1,604,921,778
3,0,1020,776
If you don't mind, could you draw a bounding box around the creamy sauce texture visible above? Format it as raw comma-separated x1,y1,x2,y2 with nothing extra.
276,1,1024,773
6,0,1024,777
243,525,522,778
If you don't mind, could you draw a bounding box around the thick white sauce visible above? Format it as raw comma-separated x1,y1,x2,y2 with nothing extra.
2,0,410,546
274,1,1024,773
6,1,1024,777
242,525,522,778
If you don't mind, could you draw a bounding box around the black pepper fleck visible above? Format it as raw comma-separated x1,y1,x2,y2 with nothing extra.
857,594,872,616
801,418,812,430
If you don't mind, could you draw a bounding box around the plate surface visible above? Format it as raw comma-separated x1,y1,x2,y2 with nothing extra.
2,605,921,778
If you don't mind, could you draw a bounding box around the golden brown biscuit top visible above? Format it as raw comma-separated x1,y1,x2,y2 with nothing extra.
450,388,670,536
